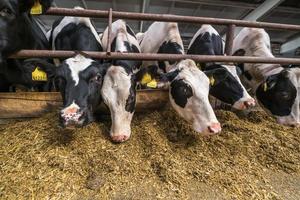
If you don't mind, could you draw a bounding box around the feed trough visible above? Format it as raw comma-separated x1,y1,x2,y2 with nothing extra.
0,90,168,119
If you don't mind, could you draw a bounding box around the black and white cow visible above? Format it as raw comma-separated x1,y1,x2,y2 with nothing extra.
233,28,300,127
138,22,221,135
0,0,53,65
0,0,54,91
187,25,255,110
100,19,142,143
47,8,107,128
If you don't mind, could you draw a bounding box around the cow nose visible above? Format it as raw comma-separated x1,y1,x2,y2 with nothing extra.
208,122,221,134
61,106,83,124
111,134,130,143
289,122,300,128
244,99,256,108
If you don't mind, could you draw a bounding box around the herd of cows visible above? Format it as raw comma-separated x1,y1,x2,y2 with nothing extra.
0,0,299,143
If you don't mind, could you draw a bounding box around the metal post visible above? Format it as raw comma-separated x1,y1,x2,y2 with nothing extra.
107,8,113,55
225,24,236,56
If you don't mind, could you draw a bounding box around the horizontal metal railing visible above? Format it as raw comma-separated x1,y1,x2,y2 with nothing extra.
9,7,300,64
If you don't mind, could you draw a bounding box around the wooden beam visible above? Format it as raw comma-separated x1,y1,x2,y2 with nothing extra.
0,90,169,119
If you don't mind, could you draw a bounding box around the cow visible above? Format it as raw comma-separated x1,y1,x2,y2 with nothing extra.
0,0,54,91
187,25,256,110
0,0,53,65
137,22,222,136
100,19,142,143
232,27,300,127
47,8,108,128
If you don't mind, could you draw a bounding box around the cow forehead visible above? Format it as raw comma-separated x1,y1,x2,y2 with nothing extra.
65,55,94,85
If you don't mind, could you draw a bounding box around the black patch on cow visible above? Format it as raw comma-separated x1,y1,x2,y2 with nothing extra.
157,41,183,72
187,32,223,56
187,32,223,69
135,65,161,82
111,40,141,70
125,75,137,113
126,25,137,39
244,71,253,81
54,23,103,55
256,71,297,116
204,64,244,105
170,79,193,108
0,11,54,93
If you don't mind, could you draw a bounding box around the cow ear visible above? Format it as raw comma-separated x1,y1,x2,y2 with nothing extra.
262,76,277,92
20,0,53,14
19,0,35,13
31,59,57,78
97,62,110,77
204,68,229,86
232,49,246,56
159,69,181,82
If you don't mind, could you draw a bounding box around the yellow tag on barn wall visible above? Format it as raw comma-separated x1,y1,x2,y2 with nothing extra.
32,67,47,81
31,0,43,15
141,73,152,85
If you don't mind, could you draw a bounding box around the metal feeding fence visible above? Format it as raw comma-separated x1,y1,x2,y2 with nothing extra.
2,6,300,119
10,7,300,64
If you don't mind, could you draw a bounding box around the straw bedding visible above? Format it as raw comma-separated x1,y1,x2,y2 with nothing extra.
0,106,299,199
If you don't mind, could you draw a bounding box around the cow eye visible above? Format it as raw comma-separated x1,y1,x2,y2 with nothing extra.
0,8,12,16
277,92,290,100
90,74,102,83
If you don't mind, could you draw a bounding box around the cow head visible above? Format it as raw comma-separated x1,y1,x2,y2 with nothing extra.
53,54,108,128
162,59,221,135
101,60,137,143
256,69,300,127
0,0,53,62
204,64,255,110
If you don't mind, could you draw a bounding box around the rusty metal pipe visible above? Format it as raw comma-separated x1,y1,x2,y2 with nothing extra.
225,24,236,56
10,50,300,65
106,8,113,55
46,7,300,31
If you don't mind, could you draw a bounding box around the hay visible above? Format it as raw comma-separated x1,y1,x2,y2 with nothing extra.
0,106,299,199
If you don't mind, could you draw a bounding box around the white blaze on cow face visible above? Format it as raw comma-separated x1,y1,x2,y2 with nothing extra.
101,65,136,142
168,59,221,135
66,54,94,86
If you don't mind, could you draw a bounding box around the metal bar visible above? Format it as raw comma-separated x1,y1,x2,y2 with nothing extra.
107,8,113,55
225,24,236,55
46,7,300,31
10,50,300,65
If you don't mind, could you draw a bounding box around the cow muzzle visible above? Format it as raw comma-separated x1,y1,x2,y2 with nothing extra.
60,106,85,128
277,118,300,127
233,98,256,110
193,122,222,136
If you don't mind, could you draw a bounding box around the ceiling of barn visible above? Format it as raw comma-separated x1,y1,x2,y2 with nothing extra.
39,0,300,57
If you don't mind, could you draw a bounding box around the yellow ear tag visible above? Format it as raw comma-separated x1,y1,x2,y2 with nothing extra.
32,67,47,81
31,0,43,15
141,73,152,85
263,83,268,92
146,79,158,88
209,76,215,86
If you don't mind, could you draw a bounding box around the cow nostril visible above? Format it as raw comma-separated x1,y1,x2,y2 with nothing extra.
244,100,255,108
208,123,221,134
